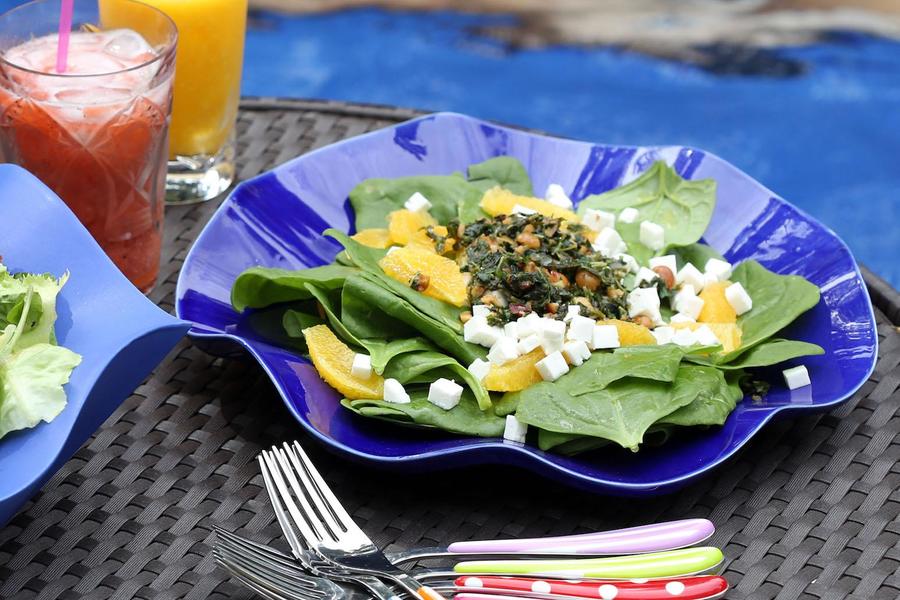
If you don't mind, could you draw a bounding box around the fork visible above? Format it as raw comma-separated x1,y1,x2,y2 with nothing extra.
260,442,450,600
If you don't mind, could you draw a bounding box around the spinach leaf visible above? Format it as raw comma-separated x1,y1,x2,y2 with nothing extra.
302,283,361,347
341,276,417,340
341,389,504,437
672,243,725,271
458,193,489,224
231,265,358,312
466,157,534,196
657,367,743,427
515,371,699,451
500,344,686,415
577,161,716,258
689,338,824,370
537,430,609,454
721,260,821,363
349,174,483,228
342,272,485,365
383,350,491,410
362,338,436,374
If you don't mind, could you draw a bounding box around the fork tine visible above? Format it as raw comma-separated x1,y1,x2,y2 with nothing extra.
259,453,319,564
279,442,347,538
288,441,364,537
216,550,324,600
214,535,320,590
214,545,329,598
273,445,343,542
214,527,310,575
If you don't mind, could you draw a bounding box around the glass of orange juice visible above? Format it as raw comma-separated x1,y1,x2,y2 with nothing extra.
101,0,247,203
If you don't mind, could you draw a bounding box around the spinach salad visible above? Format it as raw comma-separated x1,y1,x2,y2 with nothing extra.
231,158,822,454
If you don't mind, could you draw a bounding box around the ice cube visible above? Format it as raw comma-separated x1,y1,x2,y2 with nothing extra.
103,29,154,61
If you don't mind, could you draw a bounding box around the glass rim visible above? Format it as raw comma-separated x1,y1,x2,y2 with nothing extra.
0,0,177,79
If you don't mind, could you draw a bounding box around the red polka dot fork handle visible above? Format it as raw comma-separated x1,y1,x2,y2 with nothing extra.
454,575,728,600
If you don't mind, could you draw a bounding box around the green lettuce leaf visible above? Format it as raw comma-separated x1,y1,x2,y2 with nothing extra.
349,174,482,229
466,157,534,196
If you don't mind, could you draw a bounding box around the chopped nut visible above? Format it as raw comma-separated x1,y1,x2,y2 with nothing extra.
575,269,601,291
652,266,675,289
410,272,430,292
632,315,653,328
459,311,473,323
515,232,541,249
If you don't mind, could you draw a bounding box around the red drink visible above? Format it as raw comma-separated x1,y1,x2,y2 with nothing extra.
0,1,176,292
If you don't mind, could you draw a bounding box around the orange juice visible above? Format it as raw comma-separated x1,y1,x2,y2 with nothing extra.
100,0,247,158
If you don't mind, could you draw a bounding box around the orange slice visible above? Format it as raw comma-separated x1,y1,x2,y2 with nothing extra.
387,209,438,246
483,348,546,392
351,228,391,249
303,325,383,399
406,224,456,254
480,186,579,222
595,319,656,346
697,281,737,324
378,245,468,306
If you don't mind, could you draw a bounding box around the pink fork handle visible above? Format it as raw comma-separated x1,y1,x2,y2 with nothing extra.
446,519,714,555
454,575,728,599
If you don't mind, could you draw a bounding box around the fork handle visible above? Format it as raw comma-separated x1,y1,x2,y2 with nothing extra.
416,586,448,600
454,575,729,599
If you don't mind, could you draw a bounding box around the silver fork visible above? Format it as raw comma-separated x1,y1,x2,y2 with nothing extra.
214,528,458,600
257,453,403,600
260,442,449,600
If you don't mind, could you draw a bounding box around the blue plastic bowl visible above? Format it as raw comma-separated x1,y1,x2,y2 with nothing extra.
0,165,189,525
175,113,877,495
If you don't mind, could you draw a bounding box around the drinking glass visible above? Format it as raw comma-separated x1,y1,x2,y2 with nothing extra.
102,0,247,203
0,0,177,292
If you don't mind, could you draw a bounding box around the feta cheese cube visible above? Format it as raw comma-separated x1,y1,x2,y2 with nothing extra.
582,208,616,232
350,353,372,379
511,203,537,216
503,321,519,340
619,207,639,223
592,324,621,349
467,358,491,382
703,272,719,288
463,316,504,348
535,351,570,382
649,254,678,275
627,287,662,323
652,326,675,345
471,304,491,319
614,253,639,273
669,312,696,324
503,415,528,443
545,183,573,209
516,312,543,338
783,365,811,390
592,227,627,257
635,267,658,286
404,191,432,212
562,340,592,366
566,315,596,344
427,378,464,410
673,288,705,320
517,334,542,354
563,304,582,322
671,328,698,347
704,258,733,281
383,378,411,404
639,220,665,250
725,282,753,315
488,337,520,366
540,318,567,354
676,263,706,291
693,325,721,347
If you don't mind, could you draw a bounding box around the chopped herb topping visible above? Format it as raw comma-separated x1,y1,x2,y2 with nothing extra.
443,213,630,324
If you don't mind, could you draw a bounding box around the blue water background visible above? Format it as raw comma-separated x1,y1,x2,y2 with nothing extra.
0,2,896,285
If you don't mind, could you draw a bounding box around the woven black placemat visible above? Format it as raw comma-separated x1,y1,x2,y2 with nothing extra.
1,98,898,600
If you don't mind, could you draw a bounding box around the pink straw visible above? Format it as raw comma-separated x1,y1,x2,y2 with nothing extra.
55,0,74,73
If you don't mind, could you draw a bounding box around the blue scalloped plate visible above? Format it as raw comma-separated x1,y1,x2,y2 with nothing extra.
175,112,877,495
0,165,190,525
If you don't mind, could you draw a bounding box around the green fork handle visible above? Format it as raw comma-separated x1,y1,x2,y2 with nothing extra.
453,546,723,579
